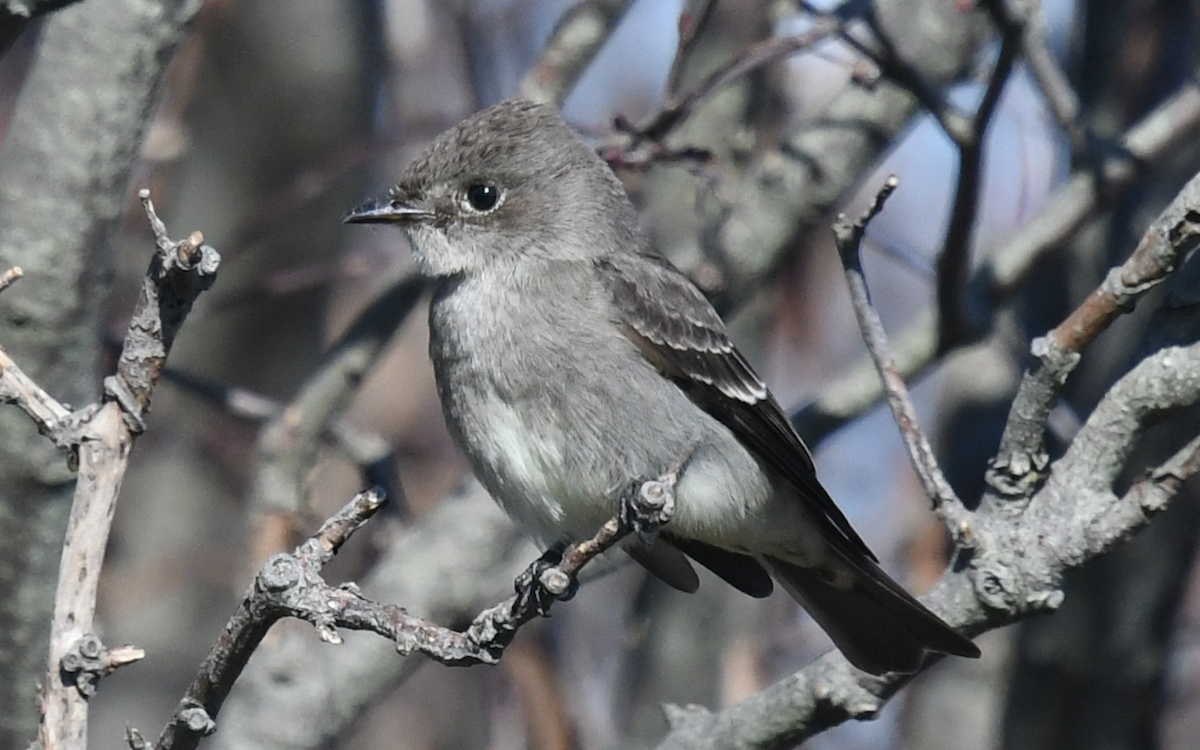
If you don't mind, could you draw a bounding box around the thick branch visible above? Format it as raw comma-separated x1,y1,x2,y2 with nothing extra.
987,168,1200,498
657,341,1200,750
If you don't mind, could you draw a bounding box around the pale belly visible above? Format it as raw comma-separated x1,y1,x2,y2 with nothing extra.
428,274,816,556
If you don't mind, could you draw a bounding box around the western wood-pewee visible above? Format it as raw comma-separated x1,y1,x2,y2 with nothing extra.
345,99,978,674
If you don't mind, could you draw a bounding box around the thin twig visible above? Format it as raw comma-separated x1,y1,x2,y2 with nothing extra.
0,344,74,440
996,0,1087,155
832,176,973,543
936,0,1022,349
1125,433,1200,515
792,80,1200,450
858,7,971,141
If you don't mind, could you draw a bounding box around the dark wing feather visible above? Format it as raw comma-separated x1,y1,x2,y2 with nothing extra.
597,254,875,563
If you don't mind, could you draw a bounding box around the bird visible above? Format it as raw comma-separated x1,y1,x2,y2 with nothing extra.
345,98,979,674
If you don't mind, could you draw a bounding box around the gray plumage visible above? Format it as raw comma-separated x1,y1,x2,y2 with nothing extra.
345,99,979,675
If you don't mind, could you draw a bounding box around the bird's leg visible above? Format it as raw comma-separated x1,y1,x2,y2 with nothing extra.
620,468,679,545
511,470,680,617
513,542,573,616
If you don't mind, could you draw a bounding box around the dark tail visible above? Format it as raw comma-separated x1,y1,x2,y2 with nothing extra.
764,554,979,675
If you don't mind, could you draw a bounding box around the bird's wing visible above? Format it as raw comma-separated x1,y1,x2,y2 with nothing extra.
597,253,875,562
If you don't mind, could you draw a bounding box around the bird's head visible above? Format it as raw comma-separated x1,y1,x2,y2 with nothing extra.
345,99,640,278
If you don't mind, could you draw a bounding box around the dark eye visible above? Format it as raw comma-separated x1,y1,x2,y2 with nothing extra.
465,183,500,212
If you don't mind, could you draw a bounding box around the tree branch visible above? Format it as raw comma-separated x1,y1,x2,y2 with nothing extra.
792,79,1200,448
936,0,1022,348
833,175,973,542
35,192,218,750
155,473,676,750
516,0,636,106
987,168,1200,498
657,333,1200,750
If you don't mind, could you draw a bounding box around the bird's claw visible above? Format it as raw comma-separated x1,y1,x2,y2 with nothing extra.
513,545,577,616
620,470,678,544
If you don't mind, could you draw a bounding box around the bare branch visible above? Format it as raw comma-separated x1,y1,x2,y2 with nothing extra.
832,176,972,543
154,489,389,750
1124,433,1200,515
111,191,220,429
792,80,1200,448
0,265,21,294
516,0,636,106
710,3,988,304
0,343,73,440
38,191,218,750
988,169,1200,498
659,335,1200,749
665,0,719,98
157,474,675,750
629,19,839,144
1050,344,1200,503
996,0,1086,153
937,2,1022,348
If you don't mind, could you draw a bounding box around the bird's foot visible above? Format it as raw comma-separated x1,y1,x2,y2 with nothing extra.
620,469,679,545
513,544,577,616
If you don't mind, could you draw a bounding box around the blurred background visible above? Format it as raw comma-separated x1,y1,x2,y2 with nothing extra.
1,0,1199,748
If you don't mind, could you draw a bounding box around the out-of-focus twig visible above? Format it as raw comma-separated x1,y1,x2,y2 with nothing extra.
517,0,636,106
995,0,1086,154
665,0,719,98
252,274,424,534
832,175,973,543
163,368,400,506
937,0,1022,349
710,2,989,305
627,19,839,144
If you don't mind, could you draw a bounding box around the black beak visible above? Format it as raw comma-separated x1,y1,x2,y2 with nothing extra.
343,196,432,225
